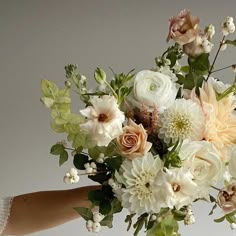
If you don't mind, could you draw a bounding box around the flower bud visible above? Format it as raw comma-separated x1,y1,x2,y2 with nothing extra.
65,80,71,88
94,68,106,85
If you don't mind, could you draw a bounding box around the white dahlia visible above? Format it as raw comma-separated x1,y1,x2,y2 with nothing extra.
80,95,125,146
158,99,205,144
120,152,163,215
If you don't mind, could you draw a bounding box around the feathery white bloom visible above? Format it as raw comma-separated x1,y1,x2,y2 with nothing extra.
120,152,163,215
63,168,80,184
80,95,125,146
158,99,205,144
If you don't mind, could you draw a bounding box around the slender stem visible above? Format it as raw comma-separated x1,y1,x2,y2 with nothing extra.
206,36,226,81
104,80,119,100
211,64,236,74
211,185,221,191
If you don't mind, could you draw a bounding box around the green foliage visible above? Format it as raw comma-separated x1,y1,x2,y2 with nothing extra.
214,210,236,224
109,68,135,105
64,64,90,104
133,213,148,236
163,140,182,168
73,153,89,170
100,214,113,228
147,214,179,236
50,143,69,166
74,207,93,221
105,156,123,171
225,39,236,46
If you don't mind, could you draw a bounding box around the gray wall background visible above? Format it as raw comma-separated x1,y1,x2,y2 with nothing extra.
0,0,236,235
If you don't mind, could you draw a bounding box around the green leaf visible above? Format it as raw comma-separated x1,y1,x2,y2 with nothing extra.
99,200,112,215
214,215,226,223
88,189,105,205
88,146,107,160
50,144,65,155
105,156,123,171
111,198,123,214
225,39,236,46
180,66,190,73
166,52,177,68
73,153,89,170
59,150,68,166
188,53,210,72
100,214,113,228
209,203,217,216
88,170,111,184
173,209,187,221
176,74,195,90
74,207,93,221
125,213,136,231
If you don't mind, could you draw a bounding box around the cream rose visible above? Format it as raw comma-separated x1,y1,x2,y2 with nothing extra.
180,140,223,197
131,70,177,113
166,9,200,45
116,119,152,160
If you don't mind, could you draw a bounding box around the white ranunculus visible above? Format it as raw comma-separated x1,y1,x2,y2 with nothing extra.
131,70,178,113
80,95,125,146
228,146,236,179
155,168,197,210
180,140,223,198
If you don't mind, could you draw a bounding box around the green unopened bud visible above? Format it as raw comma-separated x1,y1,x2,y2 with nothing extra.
205,24,215,39
94,68,106,84
65,80,71,88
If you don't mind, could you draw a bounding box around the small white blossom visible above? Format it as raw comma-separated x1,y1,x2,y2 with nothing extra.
84,163,97,175
202,39,214,53
220,41,228,51
92,222,101,233
205,24,215,39
221,16,235,35
90,162,97,169
93,212,104,223
86,220,93,228
230,223,236,230
184,214,195,225
63,168,80,184
151,215,157,221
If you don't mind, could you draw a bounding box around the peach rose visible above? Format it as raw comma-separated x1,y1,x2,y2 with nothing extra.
217,182,236,214
117,119,152,160
166,9,200,45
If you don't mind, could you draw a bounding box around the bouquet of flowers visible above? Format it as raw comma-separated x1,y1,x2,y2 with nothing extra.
40,9,236,236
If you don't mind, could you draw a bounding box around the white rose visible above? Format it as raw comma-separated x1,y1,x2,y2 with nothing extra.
229,146,236,179
131,70,178,113
180,140,223,197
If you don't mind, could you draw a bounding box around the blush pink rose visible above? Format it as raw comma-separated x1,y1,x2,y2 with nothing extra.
217,182,236,214
166,9,200,45
116,119,152,160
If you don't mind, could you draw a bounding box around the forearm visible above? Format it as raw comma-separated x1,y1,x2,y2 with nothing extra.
2,186,100,235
